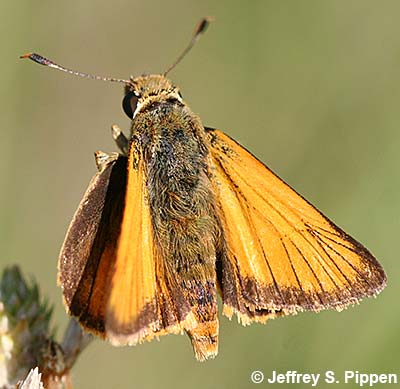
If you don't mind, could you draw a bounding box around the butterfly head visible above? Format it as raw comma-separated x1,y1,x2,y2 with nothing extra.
122,74,183,119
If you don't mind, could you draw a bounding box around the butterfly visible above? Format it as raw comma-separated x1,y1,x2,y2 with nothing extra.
22,18,386,361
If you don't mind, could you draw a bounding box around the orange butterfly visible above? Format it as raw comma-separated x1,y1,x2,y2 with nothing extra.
22,18,386,362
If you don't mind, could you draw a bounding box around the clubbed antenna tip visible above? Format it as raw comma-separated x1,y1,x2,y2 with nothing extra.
163,16,215,76
20,52,130,84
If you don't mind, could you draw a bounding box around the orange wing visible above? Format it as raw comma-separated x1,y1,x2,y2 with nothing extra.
59,145,196,345
105,140,196,345
207,128,386,325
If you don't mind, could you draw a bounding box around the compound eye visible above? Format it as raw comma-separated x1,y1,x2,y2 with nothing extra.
122,91,139,119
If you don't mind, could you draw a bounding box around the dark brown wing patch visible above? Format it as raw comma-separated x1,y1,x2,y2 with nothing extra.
58,156,127,335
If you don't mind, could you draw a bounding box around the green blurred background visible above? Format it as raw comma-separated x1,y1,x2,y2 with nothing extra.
1,1,399,388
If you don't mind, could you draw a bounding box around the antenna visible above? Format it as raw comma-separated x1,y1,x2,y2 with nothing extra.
20,17,214,81
163,16,214,76
19,52,130,84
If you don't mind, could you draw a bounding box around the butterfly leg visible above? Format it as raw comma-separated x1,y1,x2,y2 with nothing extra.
111,124,129,156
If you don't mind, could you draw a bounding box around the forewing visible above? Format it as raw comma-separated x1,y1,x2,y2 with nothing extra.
105,140,196,345
207,128,386,324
